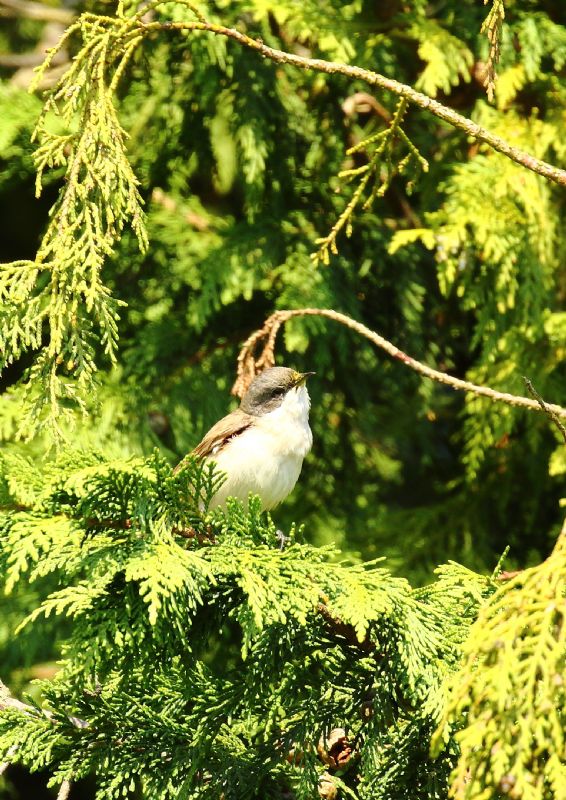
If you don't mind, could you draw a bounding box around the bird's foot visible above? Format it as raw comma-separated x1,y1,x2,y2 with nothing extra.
275,529,290,550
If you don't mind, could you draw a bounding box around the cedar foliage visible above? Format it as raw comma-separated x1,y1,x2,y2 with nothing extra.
0,450,495,799
0,1,565,799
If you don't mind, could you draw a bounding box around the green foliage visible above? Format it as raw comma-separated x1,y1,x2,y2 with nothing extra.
389,101,565,479
481,0,506,100
0,451,492,799
1,448,562,799
1,0,561,578
314,98,429,265
0,84,42,186
413,20,473,97
0,6,154,438
435,525,566,800
0,1,565,798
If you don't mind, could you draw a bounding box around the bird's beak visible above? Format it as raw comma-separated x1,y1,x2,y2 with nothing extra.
294,371,316,386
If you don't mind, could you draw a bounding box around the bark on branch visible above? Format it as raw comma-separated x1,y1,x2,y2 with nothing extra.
0,678,88,728
139,18,566,186
233,308,566,421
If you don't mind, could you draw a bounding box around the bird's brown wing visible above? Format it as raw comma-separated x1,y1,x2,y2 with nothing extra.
173,409,253,474
193,408,253,458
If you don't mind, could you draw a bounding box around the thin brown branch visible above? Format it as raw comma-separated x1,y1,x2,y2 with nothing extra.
172,525,216,544
523,377,566,444
0,680,32,714
317,603,375,653
0,52,48,68
497,569,522,582
57,779,72,800
232,309,566,421
342,92,392,124
0,678,88,729
138,17,566,186
85,517,133,530
151,188,210,231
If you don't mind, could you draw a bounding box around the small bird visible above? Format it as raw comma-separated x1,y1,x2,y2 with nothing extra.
179,367,315,510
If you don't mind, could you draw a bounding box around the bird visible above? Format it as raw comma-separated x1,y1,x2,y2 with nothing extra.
177,367,315,511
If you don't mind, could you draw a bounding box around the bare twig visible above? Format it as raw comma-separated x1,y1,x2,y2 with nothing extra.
0,52,50,68
172,525,216,544
523,377,566,444
57,779,72,800
151,188,210,231
137,17,566,186
497,569,522,582
342,92,392,123
0,680,32,714
0,761,10,776
232,309,566,422
0,678,88,729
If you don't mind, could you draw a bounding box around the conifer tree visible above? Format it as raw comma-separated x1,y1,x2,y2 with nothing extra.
0,1,565,799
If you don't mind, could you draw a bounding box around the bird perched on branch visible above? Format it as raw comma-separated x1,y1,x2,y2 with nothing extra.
177,367,314,510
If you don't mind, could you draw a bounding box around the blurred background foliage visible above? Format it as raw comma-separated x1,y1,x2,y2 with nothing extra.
0,0,565,792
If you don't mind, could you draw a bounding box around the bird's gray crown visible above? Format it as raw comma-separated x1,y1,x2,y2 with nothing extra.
240,367,313,416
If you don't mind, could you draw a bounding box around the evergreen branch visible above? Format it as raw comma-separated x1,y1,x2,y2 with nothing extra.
480,0,506,102
140,14,566,186
233,308,566,420
312,169,372,265
0,451,493,796
313,98,428,264
435,518,566,799
2,2,563,439
0,8,149,438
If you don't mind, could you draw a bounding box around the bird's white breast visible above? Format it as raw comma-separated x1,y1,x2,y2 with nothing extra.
208,385,313,510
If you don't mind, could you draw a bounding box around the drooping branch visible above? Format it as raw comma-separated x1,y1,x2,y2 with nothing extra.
232,308,566,421
136,15,566,187
480,0,506,101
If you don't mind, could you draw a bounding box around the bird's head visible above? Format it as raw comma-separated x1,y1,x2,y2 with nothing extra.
240,367,315,416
